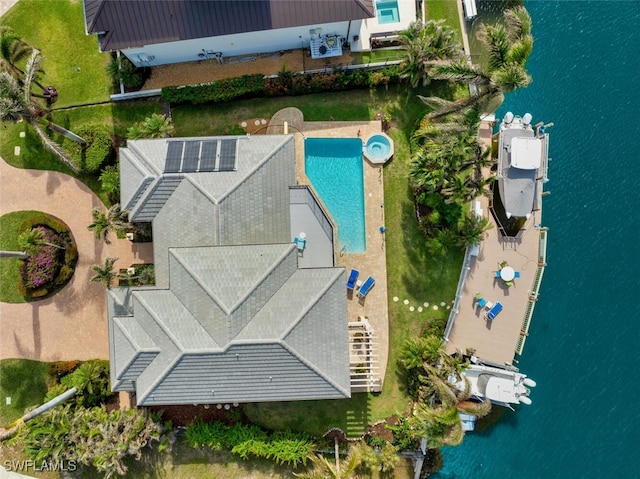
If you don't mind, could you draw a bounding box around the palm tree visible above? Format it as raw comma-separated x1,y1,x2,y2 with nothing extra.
17,228,65,255
87,204,129,244
457,212,492,248
399,336,444,370
90,257,118,289
398,19,462,87
0,26,32,80
0,50,82,172
127,113,174,139
422,6,533,119
295,449,361,479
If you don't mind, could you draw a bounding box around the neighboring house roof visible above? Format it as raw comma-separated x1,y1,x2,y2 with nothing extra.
83,0,375,51
109,135,350,405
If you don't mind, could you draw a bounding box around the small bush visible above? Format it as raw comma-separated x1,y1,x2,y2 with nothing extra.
49,361,80,384
62,126,114,174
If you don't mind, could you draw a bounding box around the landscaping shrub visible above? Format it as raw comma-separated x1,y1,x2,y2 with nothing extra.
48,360,80,383
62,125,114,173
186,420,314,467
60,359,111,407
161,66,402,105
17,214,78,300
20,226,64,289
161,74,265,104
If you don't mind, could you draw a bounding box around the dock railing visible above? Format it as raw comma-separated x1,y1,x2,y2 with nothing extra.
515,228,548,354
444,246,473,343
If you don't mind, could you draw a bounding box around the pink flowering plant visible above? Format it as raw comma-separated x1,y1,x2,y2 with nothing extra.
21,226,65,289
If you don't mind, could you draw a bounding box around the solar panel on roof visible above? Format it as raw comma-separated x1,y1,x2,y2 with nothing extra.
182,141,200,172
219,139,237,171
200,140,218,172
165,141,184,172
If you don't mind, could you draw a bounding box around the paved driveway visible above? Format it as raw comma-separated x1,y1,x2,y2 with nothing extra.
0,158,153,361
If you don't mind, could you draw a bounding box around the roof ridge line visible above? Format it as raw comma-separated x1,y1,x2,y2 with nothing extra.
278,268,344,339
228,243,297,316
279,340,351,398
168,248,232,315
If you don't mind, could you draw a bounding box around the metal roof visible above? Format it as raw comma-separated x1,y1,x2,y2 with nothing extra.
84,0,375,52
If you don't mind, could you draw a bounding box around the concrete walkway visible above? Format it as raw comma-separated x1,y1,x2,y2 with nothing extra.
0,157,153,361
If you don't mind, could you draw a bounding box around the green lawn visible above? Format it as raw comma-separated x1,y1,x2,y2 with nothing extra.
0,358,49,426
1,0,112,107
0,210,40,303
426,0,463,41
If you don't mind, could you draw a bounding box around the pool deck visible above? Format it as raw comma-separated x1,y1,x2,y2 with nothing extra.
270,111,389,389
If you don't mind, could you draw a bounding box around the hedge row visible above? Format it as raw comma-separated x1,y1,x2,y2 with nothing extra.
162,74,265,104
161,66,402,105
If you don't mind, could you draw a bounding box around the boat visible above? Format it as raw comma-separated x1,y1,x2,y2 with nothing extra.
496,112,551,220
454,362,536,408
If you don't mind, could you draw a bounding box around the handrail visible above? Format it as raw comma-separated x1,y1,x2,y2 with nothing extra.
515,229,547,354
444,245,473,342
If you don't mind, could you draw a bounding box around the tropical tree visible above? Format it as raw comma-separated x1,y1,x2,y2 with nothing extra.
87,204,129,244
422,6,533,119
0,50,82,172
22,404,162,479
398,19,462,87
0,26,32,80
458,212,492,248
127,113,174,139
60,360,111,407
91,257,118,289
17,228,64,254
295,449,361,479
399,336,444,370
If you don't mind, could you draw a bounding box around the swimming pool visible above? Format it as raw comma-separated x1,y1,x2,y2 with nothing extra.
376,0,400,24
304,138,366,253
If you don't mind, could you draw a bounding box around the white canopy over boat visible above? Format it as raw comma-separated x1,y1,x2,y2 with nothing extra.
511,137,542,170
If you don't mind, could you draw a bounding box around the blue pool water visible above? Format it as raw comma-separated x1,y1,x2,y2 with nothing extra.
376,1,400,24
434,1,640,478
304,138,366,253
365,134,392,161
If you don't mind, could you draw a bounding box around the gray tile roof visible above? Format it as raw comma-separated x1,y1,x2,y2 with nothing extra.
110,135,349,405
84,0,375,52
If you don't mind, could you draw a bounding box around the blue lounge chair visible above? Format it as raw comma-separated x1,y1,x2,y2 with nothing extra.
293,236,306,251
486,302,503,321
357,276,375,299
346,269,359,290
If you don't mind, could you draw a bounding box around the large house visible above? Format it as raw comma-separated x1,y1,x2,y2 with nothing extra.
82,0,417,67
107,135,350,406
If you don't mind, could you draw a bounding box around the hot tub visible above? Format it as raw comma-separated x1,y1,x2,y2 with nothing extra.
363,133,394,164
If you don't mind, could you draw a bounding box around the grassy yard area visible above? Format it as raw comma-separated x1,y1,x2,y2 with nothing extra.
0,210,39,303
0,101,163,205
426,0,463,41
1,0,112,107
0,358,49,426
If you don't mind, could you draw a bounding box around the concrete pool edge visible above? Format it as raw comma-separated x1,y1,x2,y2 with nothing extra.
291,117,390,391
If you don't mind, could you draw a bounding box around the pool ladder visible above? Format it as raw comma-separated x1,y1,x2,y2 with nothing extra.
340,246,347,257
